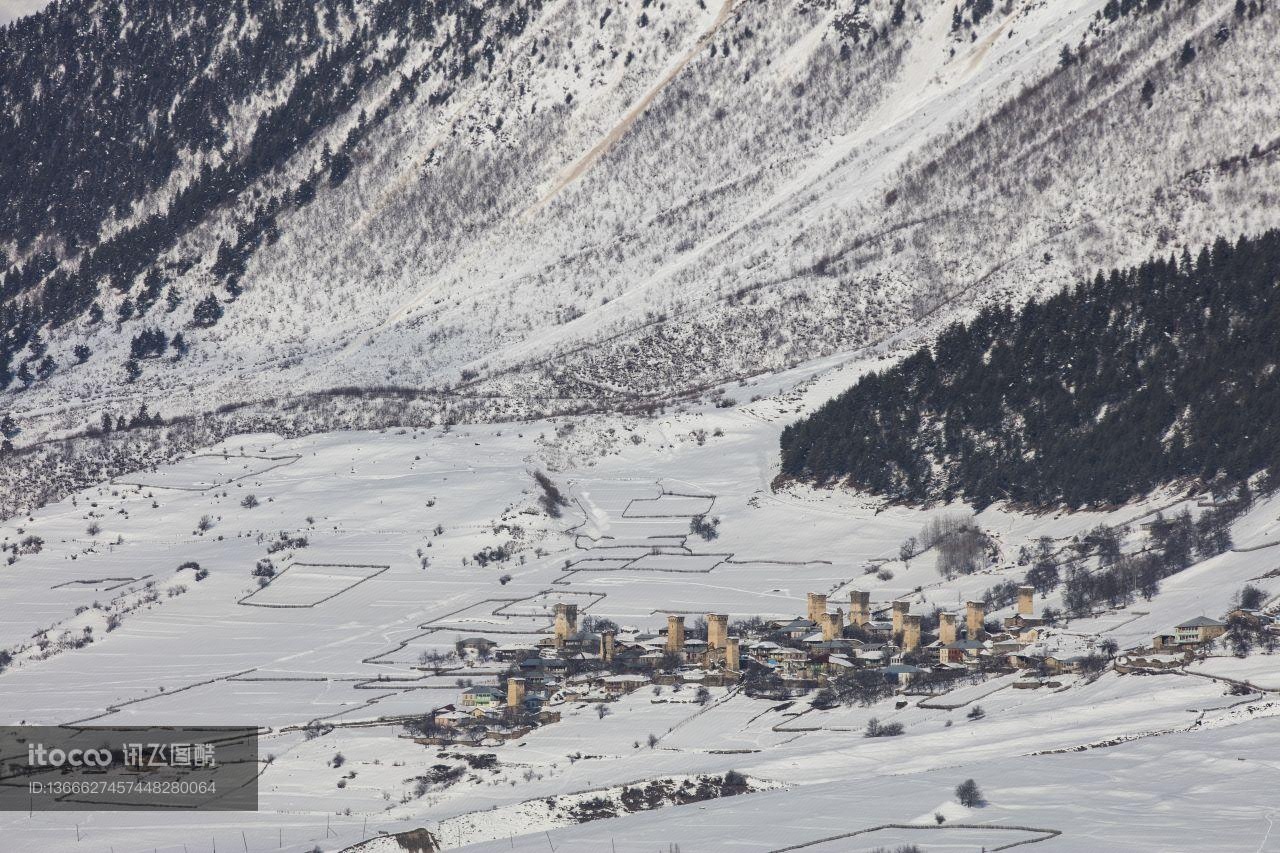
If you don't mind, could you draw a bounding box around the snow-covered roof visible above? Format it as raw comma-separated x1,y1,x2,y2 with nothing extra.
882,664,926,674
462,685,503,696
1176,616,1227,628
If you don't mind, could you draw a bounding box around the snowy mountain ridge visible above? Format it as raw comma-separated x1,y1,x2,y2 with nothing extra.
2,0,1276,451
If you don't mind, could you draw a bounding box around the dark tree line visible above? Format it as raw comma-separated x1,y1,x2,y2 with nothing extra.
781,231,1280,509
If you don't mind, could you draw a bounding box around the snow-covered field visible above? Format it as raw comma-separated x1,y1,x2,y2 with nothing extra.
2,348,1278,852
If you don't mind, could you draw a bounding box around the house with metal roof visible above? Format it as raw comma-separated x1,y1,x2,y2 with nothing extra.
1154,615,1228,649
459,685,505,707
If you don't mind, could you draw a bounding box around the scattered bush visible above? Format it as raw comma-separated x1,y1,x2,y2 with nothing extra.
690,515,720,541
864,718,904,738
955,778,984,807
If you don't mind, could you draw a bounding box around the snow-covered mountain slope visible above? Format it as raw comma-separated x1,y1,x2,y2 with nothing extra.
4,0,1279,448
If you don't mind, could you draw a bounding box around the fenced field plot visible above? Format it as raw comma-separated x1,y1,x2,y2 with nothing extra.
240,563,389,608
115,453,301,490
50,576,150,591
623,494,716,518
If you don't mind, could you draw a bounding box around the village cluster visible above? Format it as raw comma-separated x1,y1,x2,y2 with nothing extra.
416,585,1268,745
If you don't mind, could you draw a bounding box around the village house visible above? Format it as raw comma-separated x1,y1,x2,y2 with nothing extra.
1175,616,1228,644
937,639,985,665
460,685,504,708
1006,649,1046,671
431,704,466,728
1045,654,1088,675
774,618,818,640
881,663,927,685
455,636,498,659
1225,609,1276,631
519,656,570,677
602,673,651,696
1153,616,1228,649
853,643,893,665
494,641,539,663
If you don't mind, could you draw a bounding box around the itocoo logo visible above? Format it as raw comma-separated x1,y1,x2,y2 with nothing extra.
28,744,114,768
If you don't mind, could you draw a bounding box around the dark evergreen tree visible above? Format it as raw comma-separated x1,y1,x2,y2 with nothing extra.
191,294,224,327
130,328,168,360
36,354,56,380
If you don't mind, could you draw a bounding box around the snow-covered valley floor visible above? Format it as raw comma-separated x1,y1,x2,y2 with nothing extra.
1,351,1278,852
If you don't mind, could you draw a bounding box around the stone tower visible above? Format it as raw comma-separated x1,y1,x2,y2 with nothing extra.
822,612,843,641
848,590,870,626
507,677,526,710
903,614,922,652
806,592,828,624
553,603,578,647
1018,585,1035,616
707,614,729,650
939,612,957,645
666,615,686,652
892,600,911,635
725,637,741,672
966,600,985,637
600,631,616,662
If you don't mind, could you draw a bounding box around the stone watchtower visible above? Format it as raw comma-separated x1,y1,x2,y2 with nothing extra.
848,590,870,627
806,592,828,624
821,612,844,641
553,603,578,647
965,600,985,638
892,599,911,635
666,615,686,652
1017,585,1035,616
902,614,922,652
507,677,526,710
939,612,958,645
600,631,616,662
707,614,729,650
725,637,741,673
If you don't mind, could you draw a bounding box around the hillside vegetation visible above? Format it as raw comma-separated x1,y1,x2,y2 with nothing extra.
780,230,1280,508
